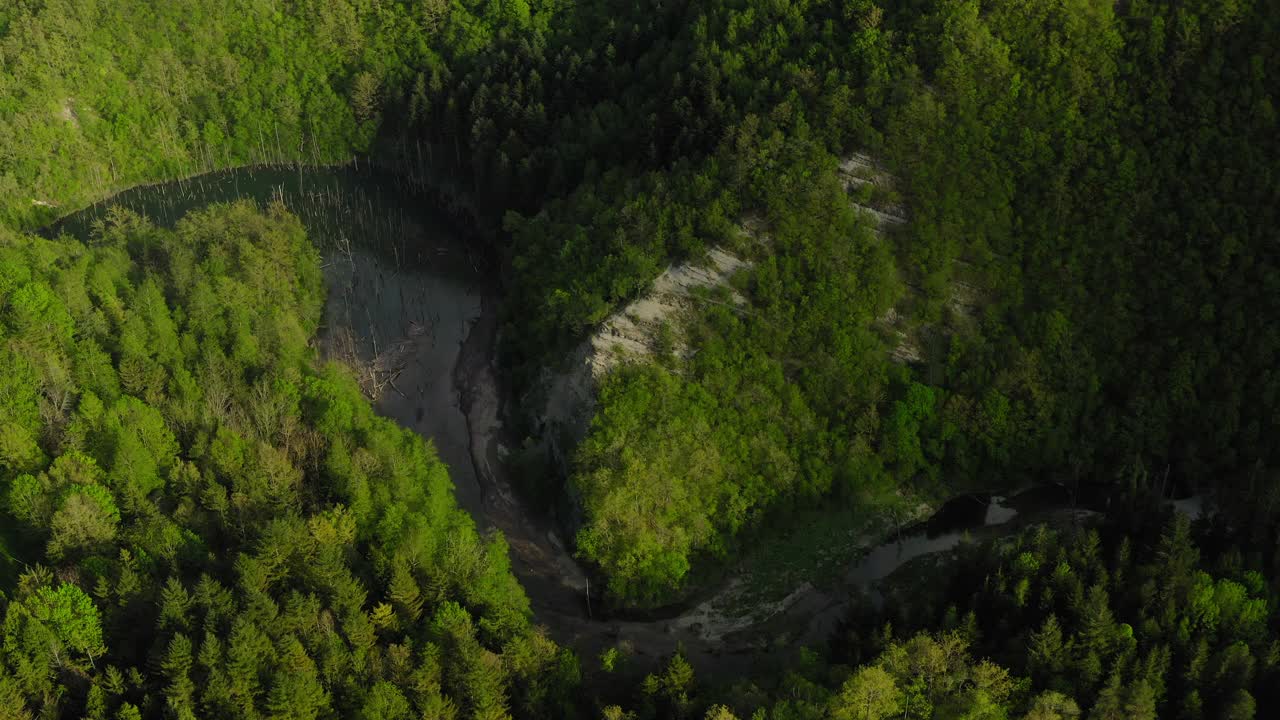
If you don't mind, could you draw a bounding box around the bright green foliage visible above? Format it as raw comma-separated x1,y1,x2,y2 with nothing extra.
883,383,941,482
574,367,728,603
0,347,46,474
1,0,1279,715
3,582,106,680
832,666,901,720
1023,692,1080,720
0,0,564,229
0,0,438,229
26,583,105,663
0,204,565,717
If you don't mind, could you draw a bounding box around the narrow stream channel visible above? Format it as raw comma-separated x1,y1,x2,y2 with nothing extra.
43,165,1213,681
45,165,495,517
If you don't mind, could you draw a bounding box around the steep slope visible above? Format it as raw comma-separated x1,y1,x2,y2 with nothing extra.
536,247,754,451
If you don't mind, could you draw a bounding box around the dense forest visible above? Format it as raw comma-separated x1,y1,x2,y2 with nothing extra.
838,497,1280,720
0,203,576,717
2,0,1279,718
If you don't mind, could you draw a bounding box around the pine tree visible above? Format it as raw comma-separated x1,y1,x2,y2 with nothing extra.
157,577,192,632
1029,614,1067,683
371,603,397,633
359,682,413,720
1219,689,1256,720
1121,680,1156,720
161,633,197,720
1077,585,1116,660
1155,514,1199,610
226,619,274,715
1176,690,1203,720
1088,672,1124,720
390,563,424,625
264,637,329,720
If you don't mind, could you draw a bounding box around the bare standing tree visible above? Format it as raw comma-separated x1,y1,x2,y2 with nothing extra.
351,72,381,125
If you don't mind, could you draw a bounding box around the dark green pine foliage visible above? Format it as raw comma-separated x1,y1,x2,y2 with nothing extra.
848,510,1279,719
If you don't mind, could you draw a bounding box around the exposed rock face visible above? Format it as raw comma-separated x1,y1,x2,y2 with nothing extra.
842,151,989,367
536,247,753,449
518,151,1005,647
591,247,751,367
533,151,930,459
839,153,907,227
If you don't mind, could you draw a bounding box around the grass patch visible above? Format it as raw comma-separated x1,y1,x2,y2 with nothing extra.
710,491,934,616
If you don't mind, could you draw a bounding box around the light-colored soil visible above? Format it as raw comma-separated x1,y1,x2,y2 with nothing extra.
59,99,81,128
839,153,907,227
325,151,1008,680
333,246,907,677
537,247,753,446
502,152,933,672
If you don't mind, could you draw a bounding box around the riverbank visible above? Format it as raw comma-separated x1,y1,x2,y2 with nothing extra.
34,161,1171,687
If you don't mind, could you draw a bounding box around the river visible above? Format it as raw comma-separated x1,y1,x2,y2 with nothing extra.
45,166,494,515
43,165,1210,680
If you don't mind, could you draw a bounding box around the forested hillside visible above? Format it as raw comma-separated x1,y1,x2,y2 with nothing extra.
389,0,1280,611
2,0,1279,718
0,0,542,229
0,204,577,717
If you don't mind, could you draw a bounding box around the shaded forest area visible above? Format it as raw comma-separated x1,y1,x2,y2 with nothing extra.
405,0,1280,611
1,0,1279,718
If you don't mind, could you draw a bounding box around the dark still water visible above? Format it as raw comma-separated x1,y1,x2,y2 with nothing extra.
45,165,493,513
